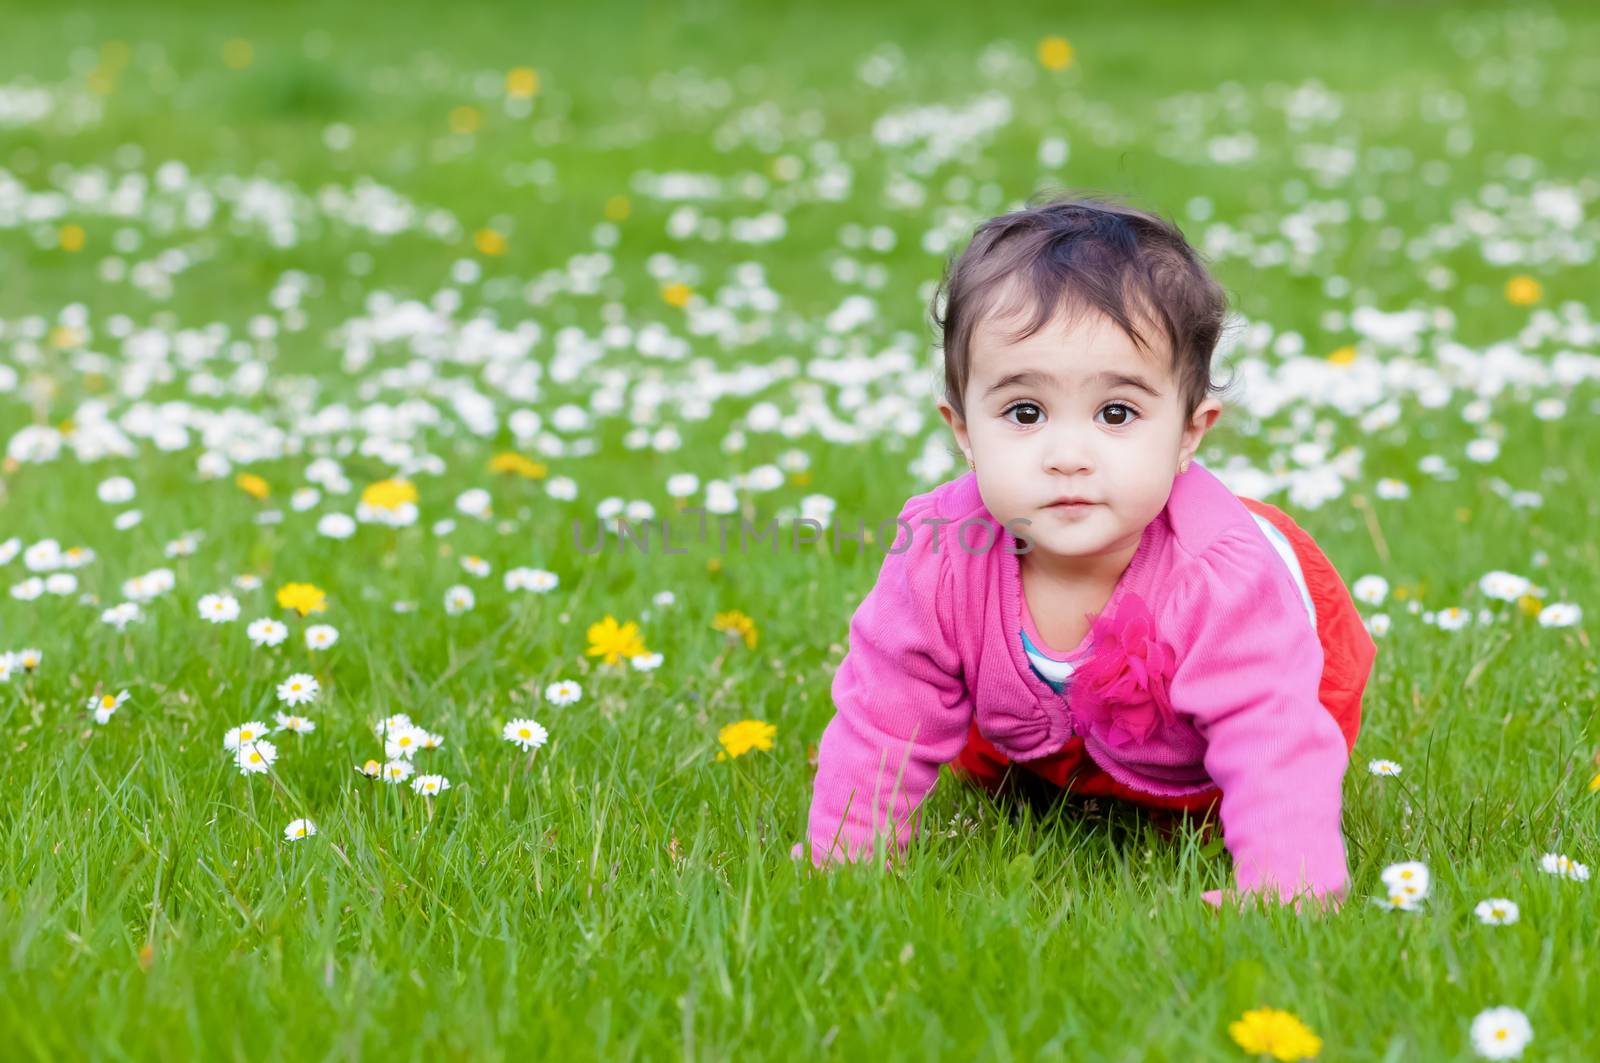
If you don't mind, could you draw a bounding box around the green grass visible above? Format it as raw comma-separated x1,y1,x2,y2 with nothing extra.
2,0,1599,1058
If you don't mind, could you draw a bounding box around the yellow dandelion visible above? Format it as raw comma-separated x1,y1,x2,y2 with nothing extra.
604,195,631,222
1588,770,1600,793
361,478,418,511
789,470,812,487
276,582,328,617
586,615,648,666
1516,593,1544,618
474,228,507,256
1228,1007,1323,1061
712,609,758,650
716,719,776,761
59,225,86,252
449,105,481,135
661,282,693,308
487,452,548,479
1037,36,1074,71
1325,345,1357,366
505,66,540,99
1504,275,1543,306
235,473,270,500
706,557,722,574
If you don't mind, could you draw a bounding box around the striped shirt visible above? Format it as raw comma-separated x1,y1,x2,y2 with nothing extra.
1022,510,1317,694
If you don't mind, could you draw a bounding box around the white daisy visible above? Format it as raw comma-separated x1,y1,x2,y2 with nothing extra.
418,730,445,751
101,602,142,629
443,584,475,615
284,818,318,841
97,477,136,504
1381,860,1430,901
16,648,42,673
235,740,278,775
1352,575,1389,606
274,712,316,734
1469,1006,1532,1060
1371,890,1425,912
1536,602,1582,628
165,533,202,558
381,759,414,784
1435,607,1470,631
629,652,664,672
247,618,290,647
545,679,582,706
410,774,451,796
502,718,549,750
1537,852,1590,882
88,689,129,724
461,555,492,578
233,574,263,591
1473,898,1519,926
305,624,340,649
455,488,492,518
1477,571,1531,602
198,593,241,623
317,512,356,539
224,721,272,750
1366,613,1392,637
1368,759,1403,777
384,725,427,760
276,672,320,706
375,713,415,739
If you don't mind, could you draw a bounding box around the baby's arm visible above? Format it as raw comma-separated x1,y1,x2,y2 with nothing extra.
798,500,974,866
1164,528,1352,908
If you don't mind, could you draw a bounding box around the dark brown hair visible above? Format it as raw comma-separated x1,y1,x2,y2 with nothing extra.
932,192,1229,421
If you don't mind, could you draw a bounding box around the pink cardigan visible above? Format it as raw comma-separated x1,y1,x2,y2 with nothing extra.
799,461,1352,904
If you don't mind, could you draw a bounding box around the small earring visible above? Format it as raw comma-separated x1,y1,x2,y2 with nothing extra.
967,456,976,471
1178,459,1190,474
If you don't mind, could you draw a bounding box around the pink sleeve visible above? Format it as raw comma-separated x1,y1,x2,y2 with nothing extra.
1162,528,1352,904
800,495,974,866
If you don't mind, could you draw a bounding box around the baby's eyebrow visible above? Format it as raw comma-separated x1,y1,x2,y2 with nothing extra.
984,369,1162,397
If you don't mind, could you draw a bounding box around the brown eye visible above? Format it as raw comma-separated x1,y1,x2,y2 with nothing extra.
1099,403,1136,426
1006,403,1043,426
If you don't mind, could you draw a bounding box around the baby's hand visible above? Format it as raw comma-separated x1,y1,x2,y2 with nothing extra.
790,839,899,873
1202,887,1344,915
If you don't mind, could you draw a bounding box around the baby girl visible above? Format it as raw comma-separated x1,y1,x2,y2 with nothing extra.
795,194,1377,911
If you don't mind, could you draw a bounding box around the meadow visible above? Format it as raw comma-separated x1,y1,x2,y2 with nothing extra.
1,0,1598,1058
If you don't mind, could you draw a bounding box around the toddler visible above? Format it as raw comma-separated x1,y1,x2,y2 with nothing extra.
795,194,1376,910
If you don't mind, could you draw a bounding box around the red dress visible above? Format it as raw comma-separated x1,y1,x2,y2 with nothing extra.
952,497,1376,816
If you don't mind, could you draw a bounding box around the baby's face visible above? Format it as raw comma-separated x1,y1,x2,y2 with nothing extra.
939,304,1220,574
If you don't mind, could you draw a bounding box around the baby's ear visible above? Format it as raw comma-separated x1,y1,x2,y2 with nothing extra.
1180,397,1223,458
936,398,971,457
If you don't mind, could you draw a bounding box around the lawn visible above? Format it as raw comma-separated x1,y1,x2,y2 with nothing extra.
1,0,1598,1058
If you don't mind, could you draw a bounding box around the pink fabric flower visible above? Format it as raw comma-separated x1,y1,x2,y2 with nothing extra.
1071,591,1176,749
